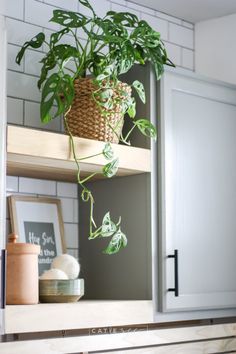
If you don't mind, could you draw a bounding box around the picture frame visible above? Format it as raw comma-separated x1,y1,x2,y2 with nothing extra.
8,195,66,275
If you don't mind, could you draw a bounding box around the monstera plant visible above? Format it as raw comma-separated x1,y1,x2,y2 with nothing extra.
16,0,174,254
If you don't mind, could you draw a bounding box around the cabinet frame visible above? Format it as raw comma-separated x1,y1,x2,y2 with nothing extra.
155,68,236,319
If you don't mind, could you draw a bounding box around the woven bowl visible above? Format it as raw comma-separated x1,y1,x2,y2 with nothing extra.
39,279,84,303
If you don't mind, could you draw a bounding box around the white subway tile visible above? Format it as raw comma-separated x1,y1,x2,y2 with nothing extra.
60,198,74,223
169,23,194,49
6,18,42,47
57,182,78,198
111,0,126,6
64,223,78,248
73,199,78,223
155,11,182,25
24,101,61,132
126,2,155,16
6,176,18,192
7,71,40,102
25,0,59,31
19,177,56,195
79,0,110,18
4,0,24,20
111,3,139,17
182,48,194,70
44,0,78,11
164,42,181,67
182,20,194,29
7,97,24,125
24,49,44,76
141,13,168,40
7,44,23,72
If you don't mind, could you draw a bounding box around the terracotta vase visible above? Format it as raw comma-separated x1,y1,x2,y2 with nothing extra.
6,233,40,305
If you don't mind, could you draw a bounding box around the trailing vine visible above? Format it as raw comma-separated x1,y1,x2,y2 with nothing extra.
16,0,175,254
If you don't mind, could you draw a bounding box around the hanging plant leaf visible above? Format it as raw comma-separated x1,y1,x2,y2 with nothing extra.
93,88,114,111
134,119,157,139
100,212,117,237
132,80,146,104
127,99,136,118
50,9,86,27
41,73,74,123
99,88,114,100
16,32,45,65
103,228,127,255
154,61,164,80
103,158,119,178
95,64,115,82
103,143,114,160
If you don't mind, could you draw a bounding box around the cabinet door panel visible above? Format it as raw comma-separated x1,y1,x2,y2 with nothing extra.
160,70,236,311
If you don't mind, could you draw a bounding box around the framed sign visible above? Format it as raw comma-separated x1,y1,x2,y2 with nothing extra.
8,196,66,275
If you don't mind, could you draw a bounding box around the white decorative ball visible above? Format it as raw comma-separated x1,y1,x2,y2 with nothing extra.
40,268,68,280
51,254,80,280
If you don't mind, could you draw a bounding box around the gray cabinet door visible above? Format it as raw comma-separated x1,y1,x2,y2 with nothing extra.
159,70,236,312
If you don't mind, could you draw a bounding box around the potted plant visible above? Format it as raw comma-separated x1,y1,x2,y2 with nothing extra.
16,0,174,254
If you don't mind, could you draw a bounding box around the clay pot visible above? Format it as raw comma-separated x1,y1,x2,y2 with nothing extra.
6,233,40,305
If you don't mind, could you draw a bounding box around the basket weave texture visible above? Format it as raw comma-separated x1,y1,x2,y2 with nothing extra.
66,78,132,143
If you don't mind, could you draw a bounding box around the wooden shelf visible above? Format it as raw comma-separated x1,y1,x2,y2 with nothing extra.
7,126,151,182
5,300,153,334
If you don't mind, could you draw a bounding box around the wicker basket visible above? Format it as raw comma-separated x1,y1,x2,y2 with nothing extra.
66,78,132,143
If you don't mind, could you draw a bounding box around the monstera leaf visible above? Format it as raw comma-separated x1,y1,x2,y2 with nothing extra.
107,11,139,27
38,45,78,89
79,0,96,16
50,9,87,27
16,33,45,65
41,73,74,123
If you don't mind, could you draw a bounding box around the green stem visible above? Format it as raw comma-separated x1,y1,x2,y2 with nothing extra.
64,112,82,183
78,152,103,161
80,172,98,184
123,124,136,143
64,110,99,238
64,66,76,75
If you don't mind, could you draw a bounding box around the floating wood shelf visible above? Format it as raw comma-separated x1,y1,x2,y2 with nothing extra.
7,126,151,182
5,300,153,334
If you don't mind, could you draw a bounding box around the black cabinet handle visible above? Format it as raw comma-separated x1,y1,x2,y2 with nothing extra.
167,249,179,297
1,249,6,309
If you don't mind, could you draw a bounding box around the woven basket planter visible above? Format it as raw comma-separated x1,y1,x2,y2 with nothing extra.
66,78,132,143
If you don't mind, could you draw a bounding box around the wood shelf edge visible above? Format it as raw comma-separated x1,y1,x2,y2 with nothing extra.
5,300,153,334
7,125,151,181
